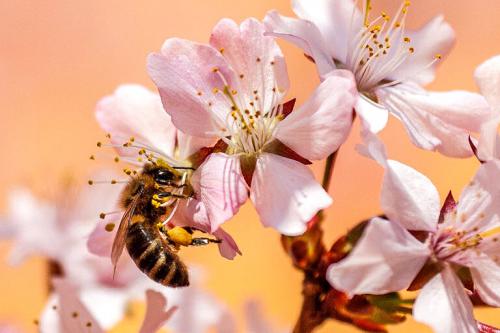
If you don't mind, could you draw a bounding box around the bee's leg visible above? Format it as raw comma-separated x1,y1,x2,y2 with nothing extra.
190,237,222,246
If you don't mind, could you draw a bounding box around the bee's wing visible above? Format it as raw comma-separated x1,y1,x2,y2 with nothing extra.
111,186,143,273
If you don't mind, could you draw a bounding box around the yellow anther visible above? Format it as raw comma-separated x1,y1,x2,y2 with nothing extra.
151,199,161,209
138,148,146,155
99,213,106,219
129,137,135,142
213,88,219,94
395,22,401,28
435,54,442,60
111,180,117,184
212,67,219,73
89,155,95,160
167,226,193,246
104,223,115,232
137,157,143,162
88,180,94,185
219,47,224,54
114,157,120,163
106,133,111,138
409,47,415,53
231,90,237,95
404,37,411,43
96,142,102,147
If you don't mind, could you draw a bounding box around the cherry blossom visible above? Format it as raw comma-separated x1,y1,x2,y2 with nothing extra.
327,133,500,333
148,18,357,236
93,84,240,259
264,0,493,157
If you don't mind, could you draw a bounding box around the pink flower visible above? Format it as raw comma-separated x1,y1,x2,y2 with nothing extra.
40,280,177,333
147,18,357,236
264,0,493,157
475,55,500,161
327,133,500,333
93,84,240,259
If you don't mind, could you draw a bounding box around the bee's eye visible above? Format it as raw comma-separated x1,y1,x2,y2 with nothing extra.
154,169,174,185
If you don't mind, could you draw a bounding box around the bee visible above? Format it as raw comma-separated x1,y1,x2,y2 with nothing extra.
111,160,220,287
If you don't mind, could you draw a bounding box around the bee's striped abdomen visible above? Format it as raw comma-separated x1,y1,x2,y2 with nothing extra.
125,217,189,287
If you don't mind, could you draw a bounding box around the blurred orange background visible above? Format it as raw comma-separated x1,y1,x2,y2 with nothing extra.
1,0,500,332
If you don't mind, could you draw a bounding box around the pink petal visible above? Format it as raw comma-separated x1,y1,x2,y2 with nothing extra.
360,131,440,231
475,55,500,112
95,84,176,158
87,219,116,257
274,70,356,160
263,10,335,79
147,38,238,137
471,255,500,307
176,131,217,161
292,0,362,64
139,290,177,333
190,153,248,232
378,85,492,157
390,16,455,85
327,217,430,296
174,199,241,260
212,228,242,260
354,95,389,134
51,279,105,333
250,153,332,236
413,265,477,333
478,116,500,162
210,18,289,110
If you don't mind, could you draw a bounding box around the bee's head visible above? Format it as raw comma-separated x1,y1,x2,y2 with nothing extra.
142,163,177,186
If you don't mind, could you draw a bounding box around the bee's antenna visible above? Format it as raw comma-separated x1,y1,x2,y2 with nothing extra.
171,166,196,170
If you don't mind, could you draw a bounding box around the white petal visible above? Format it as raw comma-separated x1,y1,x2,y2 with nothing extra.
471,255,500,307
250,153,332,236
477,116,500,162
475,55,500,112
292,0,362,64
275,70,356,160
355,95,389,133
264,10,335,79
382,159,440,231
413,265,477,333
390,16,455,85
327,217,430,296
378,85,492,157
359,131,440,231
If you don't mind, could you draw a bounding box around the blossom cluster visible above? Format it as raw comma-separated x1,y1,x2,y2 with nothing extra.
1,0,500,332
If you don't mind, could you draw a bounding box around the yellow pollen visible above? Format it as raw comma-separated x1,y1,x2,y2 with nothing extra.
231,90,237,95
129,137,135,142
435,53,442,60
212,88,219,94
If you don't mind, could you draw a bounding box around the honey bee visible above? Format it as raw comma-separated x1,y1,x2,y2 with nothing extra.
111,160,220,287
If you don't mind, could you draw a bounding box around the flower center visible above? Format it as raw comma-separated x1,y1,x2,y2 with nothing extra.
432,209,500,266
345,0,441,93
210,69,284,155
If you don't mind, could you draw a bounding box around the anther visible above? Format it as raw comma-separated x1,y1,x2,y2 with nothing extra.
88,180,94,185
89,155,95,160
105,223,115,232
96,142,102,147
239,74,244,79
212,67,219,73
219,48,224,54
256,57,261,62
435,54,442,60
114,157,120,163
